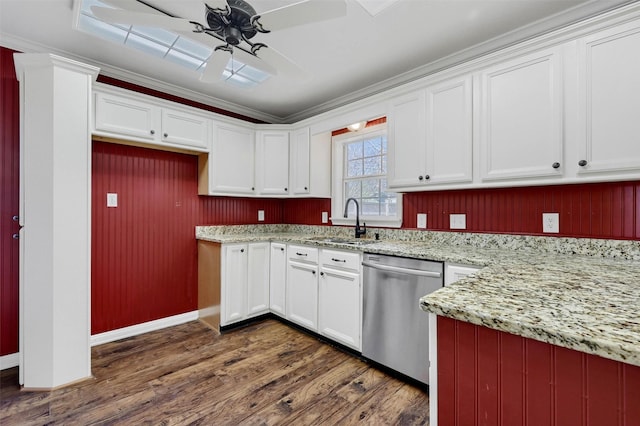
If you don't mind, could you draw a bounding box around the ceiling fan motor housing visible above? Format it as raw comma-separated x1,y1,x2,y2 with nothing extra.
206,0,258,45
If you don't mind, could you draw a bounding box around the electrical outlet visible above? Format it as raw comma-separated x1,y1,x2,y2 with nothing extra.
322,211,328,224
450,214,466,230
106,193,118,208
417,213,427,229
258,210,265,222
543,213,559,233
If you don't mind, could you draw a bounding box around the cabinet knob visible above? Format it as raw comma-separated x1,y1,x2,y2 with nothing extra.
418,175,423,181
150,130,155,135
280,248,284,252
12,233,19,240
424,174,430,181
240,248,244,253
284,188,288,191
164,133,168,138
251,187,255,191
12,215,19,222
578,160,588,167
552,162,561,169
312,270,316,275
304,186,308,191
320,271,324,276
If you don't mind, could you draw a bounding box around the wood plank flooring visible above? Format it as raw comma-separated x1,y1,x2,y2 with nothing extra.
0,319,430,425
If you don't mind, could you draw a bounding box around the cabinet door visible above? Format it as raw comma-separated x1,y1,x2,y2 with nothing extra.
269,243,287,317
210,122,255,195
221,244,248,325
576,20,640,175
290,128,311,195
256,131,290,195
426,76,473,184
94,92,159,141
161,108,209,150
318,268,361,350
479,48,563,181
247,242,270,317
286,261,318,331
387,91,427,188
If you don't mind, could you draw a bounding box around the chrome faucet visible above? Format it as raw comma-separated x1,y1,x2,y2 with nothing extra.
344,198,366,238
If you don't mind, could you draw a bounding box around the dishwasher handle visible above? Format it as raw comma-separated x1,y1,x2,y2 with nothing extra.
362,261,442,278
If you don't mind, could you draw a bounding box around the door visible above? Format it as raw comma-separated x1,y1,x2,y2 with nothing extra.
247,242,270,317
387,90,427,188
210,122,255,195
222,244,248,325
269,243,287,317
479,47,564,181
318,268,361,350
256,130,290,195
286,261,318,331
575,20,640,175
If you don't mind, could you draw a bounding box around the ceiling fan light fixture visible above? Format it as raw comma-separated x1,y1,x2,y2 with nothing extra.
347,121,367,132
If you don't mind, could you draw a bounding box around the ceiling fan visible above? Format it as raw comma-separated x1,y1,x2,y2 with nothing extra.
92,0,347,83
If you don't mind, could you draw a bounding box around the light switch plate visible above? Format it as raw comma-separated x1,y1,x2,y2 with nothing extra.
543,212,559,233
450,214,466,230
417,213,427,229
107,193,118,208
322,211,329,224
258,210,265,222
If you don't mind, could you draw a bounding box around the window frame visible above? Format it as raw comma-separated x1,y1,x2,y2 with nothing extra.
331,123,402,228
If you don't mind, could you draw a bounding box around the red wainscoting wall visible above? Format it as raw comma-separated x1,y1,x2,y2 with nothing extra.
92,141,286,334
0,47,20,356
437,317,640,426
282,198,332,225
403,181,640,239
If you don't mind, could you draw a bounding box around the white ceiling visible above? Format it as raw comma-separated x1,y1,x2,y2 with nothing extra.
0,0,634,123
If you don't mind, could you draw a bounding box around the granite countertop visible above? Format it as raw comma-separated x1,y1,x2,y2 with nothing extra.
196,225,640,367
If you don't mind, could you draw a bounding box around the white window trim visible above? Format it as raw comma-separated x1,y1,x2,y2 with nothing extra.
331,123,403,228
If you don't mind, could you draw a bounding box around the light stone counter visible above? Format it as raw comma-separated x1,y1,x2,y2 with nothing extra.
196,224,640,367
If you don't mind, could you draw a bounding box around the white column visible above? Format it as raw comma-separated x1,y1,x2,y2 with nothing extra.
14,54,99,389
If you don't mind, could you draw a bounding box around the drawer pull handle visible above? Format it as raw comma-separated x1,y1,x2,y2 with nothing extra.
331,258,346,262
296,252,307,256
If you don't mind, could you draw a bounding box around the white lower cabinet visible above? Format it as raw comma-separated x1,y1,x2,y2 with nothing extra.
269,242,287,317
221,242,270,326
319,249,362,350
286,246,319,331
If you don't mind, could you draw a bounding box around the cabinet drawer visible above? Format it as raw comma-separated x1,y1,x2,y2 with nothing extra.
321,249,361,272
288,245,318,263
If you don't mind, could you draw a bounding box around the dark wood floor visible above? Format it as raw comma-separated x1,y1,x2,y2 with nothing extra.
0,319,430,425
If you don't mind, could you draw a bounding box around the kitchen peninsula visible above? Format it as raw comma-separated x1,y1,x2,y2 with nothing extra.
197,224,640,425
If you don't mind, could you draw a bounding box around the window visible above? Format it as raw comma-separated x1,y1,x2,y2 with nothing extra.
331,123,402,227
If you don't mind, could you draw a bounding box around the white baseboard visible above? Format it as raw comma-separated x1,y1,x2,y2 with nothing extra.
90,310,199,347
0,352,20,370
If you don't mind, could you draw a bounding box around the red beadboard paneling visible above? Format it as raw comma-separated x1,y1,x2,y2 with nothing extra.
0,47,20,356
91,142,201,333
282,198,331,225
199,196,283,225
437,317,640,426
403,181,640,239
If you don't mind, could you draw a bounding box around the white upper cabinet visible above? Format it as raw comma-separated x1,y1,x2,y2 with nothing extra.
94,89,209,151
479,47,564,181
95,91,158,141
388,76,473,190
160,107,209,150
255,130,290,196
425,75,473,184
387,90,427,188
209,121,255,195
575,20,640,176
290,127,311,195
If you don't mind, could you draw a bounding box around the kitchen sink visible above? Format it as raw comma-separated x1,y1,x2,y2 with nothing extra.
306,236,379,246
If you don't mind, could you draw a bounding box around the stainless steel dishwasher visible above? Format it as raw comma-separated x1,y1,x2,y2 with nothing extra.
362,253,443,385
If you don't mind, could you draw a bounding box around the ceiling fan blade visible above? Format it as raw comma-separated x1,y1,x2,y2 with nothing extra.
234,49,277,77
200,51,230,83
254,0,347,32
91,6,195,32
255,46,309,80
